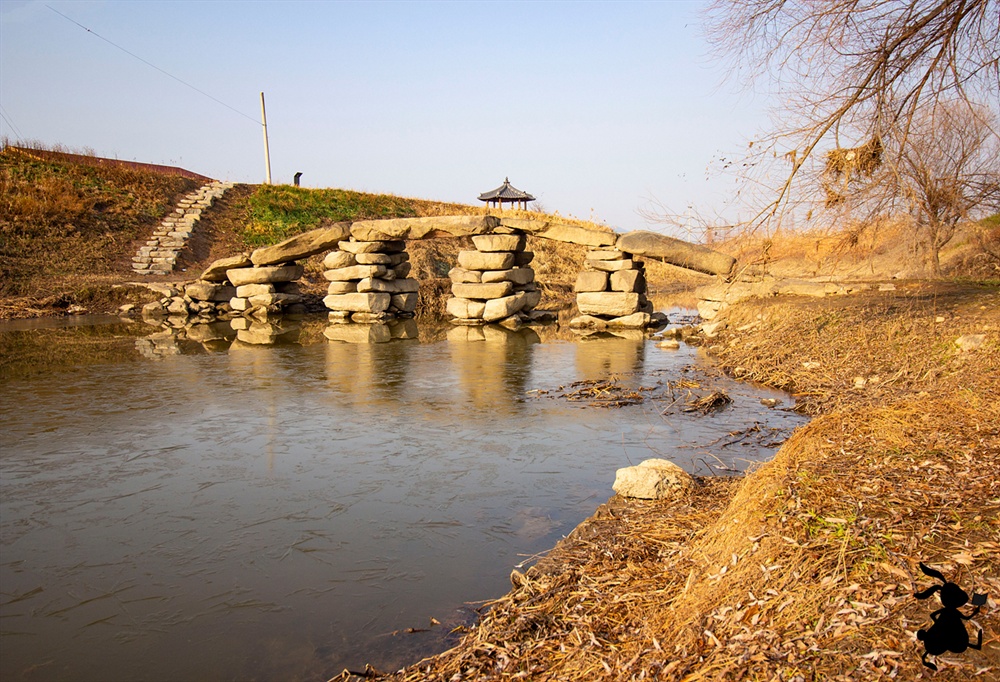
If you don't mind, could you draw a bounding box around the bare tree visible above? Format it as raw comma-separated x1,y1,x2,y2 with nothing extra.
706,0,1000,229
829,100,1000,274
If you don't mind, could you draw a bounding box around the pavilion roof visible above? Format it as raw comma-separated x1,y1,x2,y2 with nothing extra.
478,178,535,202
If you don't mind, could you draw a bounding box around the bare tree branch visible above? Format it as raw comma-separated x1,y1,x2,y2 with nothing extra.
705,0,1000,231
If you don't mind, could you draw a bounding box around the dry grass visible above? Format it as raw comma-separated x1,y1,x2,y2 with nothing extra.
356,283,999,682
710,281,1000,415
715,216,1000,281
0,146,198,300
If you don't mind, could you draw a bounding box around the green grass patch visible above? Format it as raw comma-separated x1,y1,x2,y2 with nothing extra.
242,185,420,246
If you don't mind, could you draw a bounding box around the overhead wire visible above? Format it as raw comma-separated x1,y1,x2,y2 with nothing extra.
45,5,260,127
0,104,25,139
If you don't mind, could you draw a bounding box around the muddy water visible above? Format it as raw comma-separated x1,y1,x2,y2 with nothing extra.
0,315,806,681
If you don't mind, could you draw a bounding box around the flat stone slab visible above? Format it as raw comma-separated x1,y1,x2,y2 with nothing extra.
327,281,359,294
447,297,486,319
481,268,535,285
616,231,736,276
452,282,514,300
577,292,640,317
358,277,420,294
248,293,302,307
499,218,616,247
574,271,609,293
323,251,356,269
606,311,651,329
610,269,645,293
235,283,276,298
186,281,236,302
354,252,395,265
201,254,252,282
586,258,635,272
351,215,499,241
250,222,352,266
323,264,388,281
227,264,304,286
339,240,406,255
457,250,514,271
323,292,391,313
449,267,482,284
390,292,418,313
483,292,528,322
472,233,525,252
587,249,626,260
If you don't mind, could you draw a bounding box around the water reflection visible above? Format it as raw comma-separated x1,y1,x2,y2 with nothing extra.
447,325,540,412
0,313,808,682
233,320,301,347
573,331,647,380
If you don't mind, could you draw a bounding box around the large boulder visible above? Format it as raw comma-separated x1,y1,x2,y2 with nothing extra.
616,231,736,276
350,216,499,241
612,459,693,500
250,221,352,266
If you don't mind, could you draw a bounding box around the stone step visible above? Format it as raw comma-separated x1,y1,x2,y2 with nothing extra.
133,181,231,276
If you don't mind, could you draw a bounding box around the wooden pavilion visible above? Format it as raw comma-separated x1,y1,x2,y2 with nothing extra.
478,178,535,210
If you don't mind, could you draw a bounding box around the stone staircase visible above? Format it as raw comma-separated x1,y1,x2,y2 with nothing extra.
132,180,235,276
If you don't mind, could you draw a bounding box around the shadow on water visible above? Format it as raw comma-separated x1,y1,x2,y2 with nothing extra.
0,312,807,681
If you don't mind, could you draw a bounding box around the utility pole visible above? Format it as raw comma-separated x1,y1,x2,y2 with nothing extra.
260,92,272,185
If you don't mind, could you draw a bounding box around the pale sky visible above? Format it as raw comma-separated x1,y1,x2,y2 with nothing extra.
0,0,768,235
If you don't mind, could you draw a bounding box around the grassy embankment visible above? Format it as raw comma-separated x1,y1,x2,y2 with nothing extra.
0,146,200,314
372,281,998,682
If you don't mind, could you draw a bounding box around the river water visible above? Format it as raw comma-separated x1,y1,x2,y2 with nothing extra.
0,313,805,681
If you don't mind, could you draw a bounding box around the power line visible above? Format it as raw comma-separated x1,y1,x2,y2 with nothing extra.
0,104,25,139
46,5,260,126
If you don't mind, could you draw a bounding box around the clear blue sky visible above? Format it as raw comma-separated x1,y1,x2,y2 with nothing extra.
1,0,768,235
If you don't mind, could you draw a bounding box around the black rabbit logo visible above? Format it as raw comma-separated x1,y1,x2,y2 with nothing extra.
914,562,986,670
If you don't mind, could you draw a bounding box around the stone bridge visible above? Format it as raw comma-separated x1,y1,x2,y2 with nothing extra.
160,213,737,330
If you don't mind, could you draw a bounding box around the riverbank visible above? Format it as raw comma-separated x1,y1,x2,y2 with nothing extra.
366,282,999,681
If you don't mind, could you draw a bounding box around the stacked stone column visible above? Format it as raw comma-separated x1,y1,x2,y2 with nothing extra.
571,248,654,329
225,263,305,315
446,234,541,324
322,239,418,323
